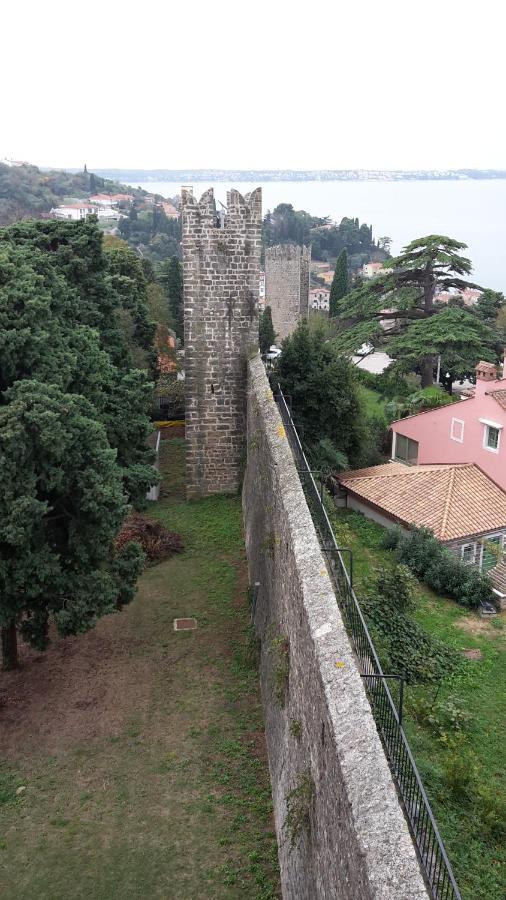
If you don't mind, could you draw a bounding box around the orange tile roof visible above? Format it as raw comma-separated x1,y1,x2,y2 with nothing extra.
339,462,506,541
487,388,506,411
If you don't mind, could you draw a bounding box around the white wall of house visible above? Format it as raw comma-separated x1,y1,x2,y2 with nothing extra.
51,206,95,220
339,495,410,533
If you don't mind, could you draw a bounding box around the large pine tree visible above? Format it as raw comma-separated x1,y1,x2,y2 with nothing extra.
332,235,495,386
329,249,348,317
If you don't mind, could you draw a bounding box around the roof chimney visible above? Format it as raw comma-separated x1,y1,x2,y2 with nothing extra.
475,360,498,382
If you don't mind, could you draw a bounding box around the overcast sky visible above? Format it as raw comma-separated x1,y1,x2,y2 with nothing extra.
2,0,505,171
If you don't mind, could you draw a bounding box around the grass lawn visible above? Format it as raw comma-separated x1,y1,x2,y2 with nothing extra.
357,385,387,420
329,506,506,900
0,437,279,899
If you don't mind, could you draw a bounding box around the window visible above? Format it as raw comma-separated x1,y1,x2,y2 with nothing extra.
485,425,500,451
461,543,476,565
479,418,502,453
450,418,465,443
481,534,504,572
394,434,419,465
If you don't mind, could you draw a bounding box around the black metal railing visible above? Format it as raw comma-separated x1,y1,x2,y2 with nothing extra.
275,384,462,900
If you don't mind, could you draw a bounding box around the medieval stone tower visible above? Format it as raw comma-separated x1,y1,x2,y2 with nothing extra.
265,243,311,341
182,186,262,499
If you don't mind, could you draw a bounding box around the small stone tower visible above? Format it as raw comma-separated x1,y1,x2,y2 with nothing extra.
265,244,311,341
182,186,262,499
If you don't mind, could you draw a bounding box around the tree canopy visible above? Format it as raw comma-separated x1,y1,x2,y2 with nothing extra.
0,382,144,668
329,249,349,316
0,220,156,505
275,321,364,466
262,204,381,267
332,235,496,386
158,256,183,342
0,219,156,667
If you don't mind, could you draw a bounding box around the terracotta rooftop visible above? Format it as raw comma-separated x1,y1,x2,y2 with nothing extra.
487,388,506,411
339,462,506,541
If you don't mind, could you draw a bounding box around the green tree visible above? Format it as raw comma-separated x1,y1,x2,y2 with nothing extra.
275,321,363,464
388,307,495,388
159,256,183,342
497,305,506,342
329,249,349,316
472,289,505,327
259,305,276,354
0,222,156,507
0,381,144,669
334,235,489,386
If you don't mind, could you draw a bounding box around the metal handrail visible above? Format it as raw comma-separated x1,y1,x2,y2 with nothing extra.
275,383,462,900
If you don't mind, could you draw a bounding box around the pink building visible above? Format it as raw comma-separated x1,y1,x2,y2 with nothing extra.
391,360,506,491
436,287,482,306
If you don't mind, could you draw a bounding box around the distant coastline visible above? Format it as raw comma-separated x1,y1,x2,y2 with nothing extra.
82,168,506,183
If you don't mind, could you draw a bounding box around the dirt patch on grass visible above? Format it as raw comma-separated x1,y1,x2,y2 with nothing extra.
462,648,483,660
456,615,499,636
0,616,154,757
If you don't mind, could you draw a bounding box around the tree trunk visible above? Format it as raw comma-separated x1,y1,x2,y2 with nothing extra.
420,357,435,388
1,621,18,670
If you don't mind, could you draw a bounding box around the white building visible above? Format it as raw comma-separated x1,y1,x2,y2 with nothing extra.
362,261,388,279
310,287,330,311
89,194,117,208
51,203,98,220
50,203,122,222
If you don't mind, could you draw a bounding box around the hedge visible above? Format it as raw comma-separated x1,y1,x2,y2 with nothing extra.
383,526,495,609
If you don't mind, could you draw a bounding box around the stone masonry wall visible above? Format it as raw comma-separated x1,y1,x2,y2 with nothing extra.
243,355,428,899
265,244,311,341
182,187,261,498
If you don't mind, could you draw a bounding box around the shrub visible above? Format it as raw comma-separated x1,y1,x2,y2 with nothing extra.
475,784,506,842
388,527,494,609
410,696,473,741
381,525,403,550
442,747,479,801
355,367,411,399
363,564,462,684
376,563,416,612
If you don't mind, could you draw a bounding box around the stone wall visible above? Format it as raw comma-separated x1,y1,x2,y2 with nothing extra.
243,355,428,899
265,244,311,341
182,187,261,498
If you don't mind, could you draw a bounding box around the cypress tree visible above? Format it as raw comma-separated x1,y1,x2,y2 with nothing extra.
329,249,349,317
259,305,276,354
162,256,183,343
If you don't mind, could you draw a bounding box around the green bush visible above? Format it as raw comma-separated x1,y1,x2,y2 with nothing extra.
382,527,494,609
442,747,479,801
362,564,461,684
410,696,473,741
355,367,411,399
